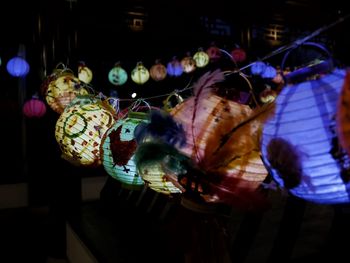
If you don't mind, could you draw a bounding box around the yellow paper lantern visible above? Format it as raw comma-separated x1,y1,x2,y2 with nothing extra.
78,62,93,84
193,48,209,68
55,95,115,167
131,62,150,85
45,70,89,114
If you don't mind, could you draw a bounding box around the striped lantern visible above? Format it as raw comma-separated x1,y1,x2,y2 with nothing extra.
171,93,270,209
55,95,115,167
100,111,148,189
261,69,350,204
45,70,89,114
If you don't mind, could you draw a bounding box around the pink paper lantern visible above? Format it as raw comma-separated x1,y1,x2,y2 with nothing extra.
23,96,46,118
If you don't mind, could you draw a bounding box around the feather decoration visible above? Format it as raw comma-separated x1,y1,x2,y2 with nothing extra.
134,109,186,147
191,69,225,162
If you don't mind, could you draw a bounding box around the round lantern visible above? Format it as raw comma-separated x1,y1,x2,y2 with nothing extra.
6,56,30,77
78,62,93,84
193,48,209,68
108,63,128,86
261,65,277,79
131,62,150,85
167,57,183,77
101,111,148,189
45,71,89,114
171,93,269,210
23,94,46,118
261,69,350,204
181,53,196,73
251,61,267,75
55,95,115,167
150,60,167,81
231,48,247,63
206,45,222,62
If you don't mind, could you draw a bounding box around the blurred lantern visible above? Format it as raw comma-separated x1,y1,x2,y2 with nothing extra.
231,48,247,63
251,61,267,75
108,62,128,86
101,111,148,189
45,69,89,114
259,85,277,104
163,92,184,112
6,56,30,77
181,53,196,73
261,69,350,204
55,95,115,167
272,70,284,85
261,65,277,79
78,62,93,84
167,57,183,77
150,60,167,81
206,44,222,62
131,61,150,85
23,94,46,118
337,71,350,157
193,48,209,68
171,85,271,211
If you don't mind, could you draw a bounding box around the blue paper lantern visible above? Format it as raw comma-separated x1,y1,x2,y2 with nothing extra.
6,56,30,77
251,61,266,75
261,69,350,204
167,57,183,77
261,65,277,79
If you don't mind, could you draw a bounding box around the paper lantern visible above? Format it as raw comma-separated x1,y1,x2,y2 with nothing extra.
231,48,247,63
261,69,350,204
131,62,150,85
193,49,209,68
6,56,30,77
171,93,269,209
78,62,93,84
108,63,128,86
251,61,267,75
45,71,89,114
181,54,196,73
23,95,46,118
206,45,222,62
150,61,167,81
261,65,277,79
167,57,183,77
101,112,148,189
259,86,277,104
55,96,115,167
337,71,350,157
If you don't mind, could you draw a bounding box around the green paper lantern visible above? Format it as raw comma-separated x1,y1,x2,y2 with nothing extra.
101,112,148,189
108,63,128,86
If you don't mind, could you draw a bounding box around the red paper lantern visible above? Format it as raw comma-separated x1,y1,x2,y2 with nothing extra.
206,45,222,62
23,95,46,118
231,48,247,63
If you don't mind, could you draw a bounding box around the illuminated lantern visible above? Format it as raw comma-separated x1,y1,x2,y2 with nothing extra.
45,71,89,114
261,69,350,204
6,56,30,77
78,62,93,84
272,71,284,85
251,61,267,75
193,48,209,68
150,60,167,81
231,48,247,63
131,62,150,85
206,45,222,62
259,86,277,104
167,57,183,77
23,94,46,118
108,63,128,86
181,53,196,73
337,71,350,157
101,111,148,189
261,65,277,79
55,95,115,167
171,93,269,210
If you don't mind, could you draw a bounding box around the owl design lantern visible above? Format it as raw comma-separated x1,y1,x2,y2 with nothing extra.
101,112,148,189
55,95,115,167
261,69,350,204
